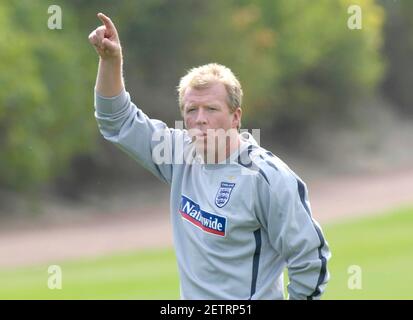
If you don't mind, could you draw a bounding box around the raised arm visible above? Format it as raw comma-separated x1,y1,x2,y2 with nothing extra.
89,13,178,184
88,13,124,97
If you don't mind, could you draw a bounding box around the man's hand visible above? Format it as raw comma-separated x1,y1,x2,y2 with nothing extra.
88,13,121,60
90,13,124,97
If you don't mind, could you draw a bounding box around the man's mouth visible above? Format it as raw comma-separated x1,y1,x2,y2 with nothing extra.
190,128,208,137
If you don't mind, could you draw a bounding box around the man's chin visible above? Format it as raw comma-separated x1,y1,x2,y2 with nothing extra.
193,144,213,161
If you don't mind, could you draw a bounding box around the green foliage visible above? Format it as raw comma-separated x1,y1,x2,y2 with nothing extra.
0,0,388,189
380,0,413,116
71,0,385,132
0,1,96,189
192,0,385,133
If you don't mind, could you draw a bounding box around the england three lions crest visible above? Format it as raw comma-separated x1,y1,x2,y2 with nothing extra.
215,182,236,208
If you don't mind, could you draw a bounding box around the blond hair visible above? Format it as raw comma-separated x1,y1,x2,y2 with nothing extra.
177,63,243,123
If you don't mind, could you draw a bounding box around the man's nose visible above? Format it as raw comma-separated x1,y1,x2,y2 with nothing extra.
195,108,207,125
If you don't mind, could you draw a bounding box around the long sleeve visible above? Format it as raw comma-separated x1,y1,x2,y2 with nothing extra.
94,88,176,184
255,166,331,300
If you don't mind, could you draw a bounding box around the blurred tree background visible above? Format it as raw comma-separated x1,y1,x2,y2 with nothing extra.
0,0,411,203
0,0,96,193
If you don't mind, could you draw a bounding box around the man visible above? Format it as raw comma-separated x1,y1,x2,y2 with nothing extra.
89,13,330,300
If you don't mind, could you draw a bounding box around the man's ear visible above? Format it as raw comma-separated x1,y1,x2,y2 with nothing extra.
232,107,242,129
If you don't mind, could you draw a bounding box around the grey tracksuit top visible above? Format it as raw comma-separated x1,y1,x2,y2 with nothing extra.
94,88,331,300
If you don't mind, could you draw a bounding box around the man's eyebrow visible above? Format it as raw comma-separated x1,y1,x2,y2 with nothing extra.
185,103,221,109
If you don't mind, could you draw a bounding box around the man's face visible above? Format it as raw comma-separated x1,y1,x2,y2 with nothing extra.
182,82,241,161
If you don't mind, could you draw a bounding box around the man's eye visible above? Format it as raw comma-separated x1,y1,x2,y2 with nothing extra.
208,107,217,111
187,108,195,113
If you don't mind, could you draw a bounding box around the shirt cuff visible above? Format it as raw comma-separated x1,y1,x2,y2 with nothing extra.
94,88,128,114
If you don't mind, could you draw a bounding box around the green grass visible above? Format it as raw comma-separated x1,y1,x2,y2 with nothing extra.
322,206,413,299
0,206,412,299
0,249,180,299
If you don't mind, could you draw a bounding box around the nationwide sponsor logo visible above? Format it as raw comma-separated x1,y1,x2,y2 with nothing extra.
215,182,236,208
179,195,227,237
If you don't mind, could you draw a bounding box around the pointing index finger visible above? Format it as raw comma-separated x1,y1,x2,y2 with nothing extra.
97,12,115,31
